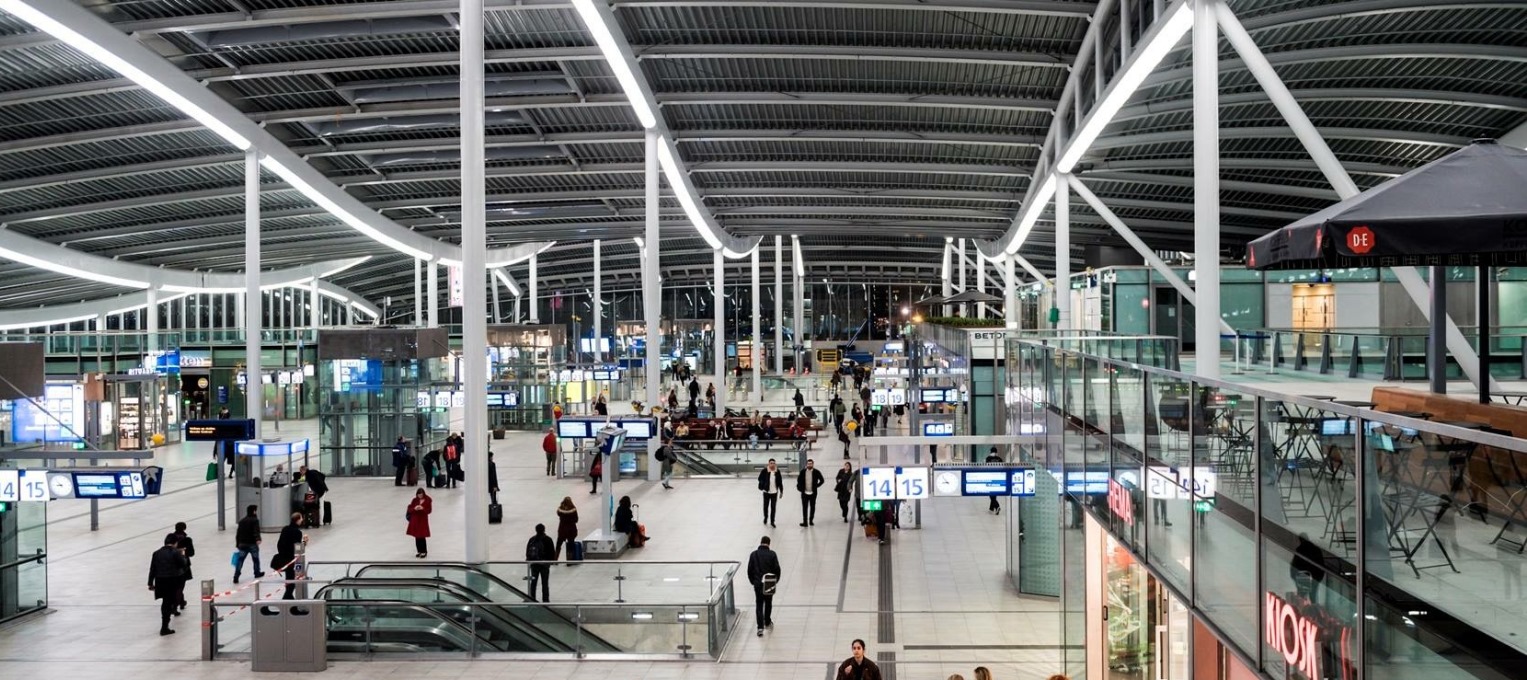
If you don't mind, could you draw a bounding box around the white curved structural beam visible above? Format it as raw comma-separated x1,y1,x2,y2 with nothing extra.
0,273,379,331
0,226,368,291
0,0,550,266
570,0,758,257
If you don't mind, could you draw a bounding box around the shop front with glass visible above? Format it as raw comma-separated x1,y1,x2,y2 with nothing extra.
1014,338,1524,680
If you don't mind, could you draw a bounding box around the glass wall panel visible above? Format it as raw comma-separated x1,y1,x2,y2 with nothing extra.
1192,383,1259,652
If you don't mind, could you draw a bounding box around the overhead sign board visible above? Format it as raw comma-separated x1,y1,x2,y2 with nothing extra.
185,419,255,442
921,422,954,437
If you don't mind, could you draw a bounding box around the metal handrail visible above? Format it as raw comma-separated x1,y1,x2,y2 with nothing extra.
0,550,46,572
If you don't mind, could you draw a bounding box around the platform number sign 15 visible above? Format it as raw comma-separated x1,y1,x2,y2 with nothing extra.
19,470,49,502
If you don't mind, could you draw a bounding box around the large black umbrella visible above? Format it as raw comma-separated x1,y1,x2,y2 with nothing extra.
944,290,1004,304
1246,139,1527,400
1247,139,1527,270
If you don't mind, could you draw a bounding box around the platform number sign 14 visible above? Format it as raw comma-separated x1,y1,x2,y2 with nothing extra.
861,467,896,501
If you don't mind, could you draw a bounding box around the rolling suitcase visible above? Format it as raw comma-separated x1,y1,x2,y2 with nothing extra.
488,503,503,524
406,463,418,486
567,540,584,562
864,523,878,539
322,500,333,526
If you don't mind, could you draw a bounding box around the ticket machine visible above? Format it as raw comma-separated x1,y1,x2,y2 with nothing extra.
234,439,312,532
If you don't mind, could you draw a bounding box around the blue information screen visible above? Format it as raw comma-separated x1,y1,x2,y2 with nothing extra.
962,470,1009,496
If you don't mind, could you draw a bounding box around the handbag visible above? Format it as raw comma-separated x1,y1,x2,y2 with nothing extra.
761,573,778,596
206,461,219,482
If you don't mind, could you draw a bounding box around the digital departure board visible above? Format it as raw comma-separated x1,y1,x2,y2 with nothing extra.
185,419,255,441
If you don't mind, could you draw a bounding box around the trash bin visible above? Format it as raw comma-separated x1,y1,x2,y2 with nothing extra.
251,600,327,672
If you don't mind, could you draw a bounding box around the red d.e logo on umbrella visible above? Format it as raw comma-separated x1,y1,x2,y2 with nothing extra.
1346,226,1376,254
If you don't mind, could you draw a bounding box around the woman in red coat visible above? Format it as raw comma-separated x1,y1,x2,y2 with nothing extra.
406,489,432,558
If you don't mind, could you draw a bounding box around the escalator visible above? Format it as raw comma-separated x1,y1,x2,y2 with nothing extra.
670,441,730,476
339,564,619,652
318,579,593,652
324,600,500,653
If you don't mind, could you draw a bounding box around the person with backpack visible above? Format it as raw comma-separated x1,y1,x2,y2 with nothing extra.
746,535,781,637
829,395,847,433
443,434,463,488
169,521,196,613
657,443,676,490
525,524,555,602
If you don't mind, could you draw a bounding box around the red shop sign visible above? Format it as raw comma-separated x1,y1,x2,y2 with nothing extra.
1265,591,1354,680
1346,226,1376,254
1107,479,1134,525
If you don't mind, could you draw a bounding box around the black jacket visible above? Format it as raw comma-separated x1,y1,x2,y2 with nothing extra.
614,505,636,534
834,469,854,496
746,545,781,589
488,461,499,491
525,533,555,562
793,392,805,408
757,467,783,494
796,468,825,495
837,657,884,680
275,522,303,567
235,514,261,546
304,469,328,496
148,546,189,596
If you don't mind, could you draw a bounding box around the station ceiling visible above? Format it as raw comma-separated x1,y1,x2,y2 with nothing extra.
0,0,1522,312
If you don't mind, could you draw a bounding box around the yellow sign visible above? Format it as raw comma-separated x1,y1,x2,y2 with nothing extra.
816,349,841,365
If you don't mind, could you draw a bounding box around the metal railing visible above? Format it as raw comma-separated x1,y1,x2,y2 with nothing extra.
1251,327,1527,381
205,560,738,660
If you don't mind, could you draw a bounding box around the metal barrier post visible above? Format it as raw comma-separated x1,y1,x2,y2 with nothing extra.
200,579,215,660
614,565,626,603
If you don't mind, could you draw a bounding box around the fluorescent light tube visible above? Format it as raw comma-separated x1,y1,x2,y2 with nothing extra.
260,157,433,261
0,1,250,151
0,243,150,289
1056,2,1192,173
1004,174,1058,255
570,0,657,129
656,139,724,251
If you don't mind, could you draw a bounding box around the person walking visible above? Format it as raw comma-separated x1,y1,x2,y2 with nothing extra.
232,505,264,584
542,427,558,477
274,512,306,600
169,521,196,613
688,377,701,405
984,446,1003,515
796,459,825,527
391,436,411,486
406,489,432,558
746,535,781,637
757,459,783,527
147,533,189,636
658,442,676,490
829,395,846,433
555,497,579,559
835,462,855,523
850,404,864,437
837,639,884,680
792,388,805,414
525,524,555,602
706,382,716,410
875,502,893,545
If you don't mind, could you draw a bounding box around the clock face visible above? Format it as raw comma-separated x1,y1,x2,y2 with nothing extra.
48,473,75,499
934,470,961,496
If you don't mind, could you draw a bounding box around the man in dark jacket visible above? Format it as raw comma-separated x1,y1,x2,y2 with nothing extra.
984,447,1003,515
796,459,826,527
792,389,805,413
274,513,306,600
392,436,411,486
488,451,500,505
525,523,556,602
757,459,783,527
688,378,700,404
148,533,190,635
233,505,264,584
169,521,196,613
746,536,781,637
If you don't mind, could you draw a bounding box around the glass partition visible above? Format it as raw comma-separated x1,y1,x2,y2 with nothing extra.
1009,339,1527,680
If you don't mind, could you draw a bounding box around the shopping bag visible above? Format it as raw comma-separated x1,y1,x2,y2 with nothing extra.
230,550,241,567
206,461,219,482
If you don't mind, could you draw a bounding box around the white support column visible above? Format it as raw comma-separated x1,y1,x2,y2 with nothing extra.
941,238,953,317
750,247,761,403
147,287,159,351
514,296,522,323
1193,0,1222,379
1055,174,1071,330
310,279,319,334
713,247,726,413
529,254,540,324
977,256,989,318
1121,0,1133,55
1004,256,1018,329
642,131,662,481
593,239,603,363
773,235,783,375
232,290,241,340
958,238,968,316
414,258,423,326
461,0,489,563
1067,174,1233,334
244,149,263,437
792,235,804,371
426,259,439,328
